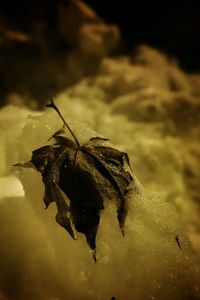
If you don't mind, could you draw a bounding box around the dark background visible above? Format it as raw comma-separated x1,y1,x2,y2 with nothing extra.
85,0,200,72
0,0,200,71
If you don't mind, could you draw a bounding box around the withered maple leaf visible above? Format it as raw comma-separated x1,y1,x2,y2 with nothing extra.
17,99,134,261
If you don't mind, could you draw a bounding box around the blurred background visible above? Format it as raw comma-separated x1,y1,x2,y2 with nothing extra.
0,0,200,107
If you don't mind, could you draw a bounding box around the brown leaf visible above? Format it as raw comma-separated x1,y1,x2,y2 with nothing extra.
22,100,134,261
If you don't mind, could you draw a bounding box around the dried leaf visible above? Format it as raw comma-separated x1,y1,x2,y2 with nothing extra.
21,99,134,260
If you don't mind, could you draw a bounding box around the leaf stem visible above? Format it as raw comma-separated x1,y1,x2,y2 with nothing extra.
46,99,80,147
